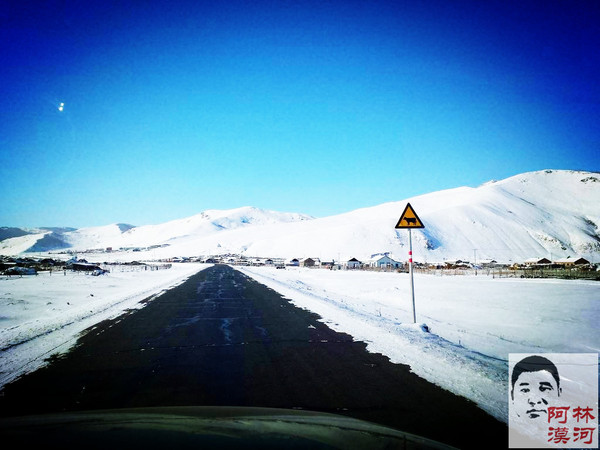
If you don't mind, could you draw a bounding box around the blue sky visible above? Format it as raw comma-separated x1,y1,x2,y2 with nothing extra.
1,0,598,228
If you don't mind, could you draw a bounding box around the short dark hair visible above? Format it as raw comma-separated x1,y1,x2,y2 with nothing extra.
511,355,560,399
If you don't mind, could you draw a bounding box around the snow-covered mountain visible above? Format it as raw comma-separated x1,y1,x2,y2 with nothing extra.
111,207,313,249
1,170,599,263
211,169,599,263
0,207,314,256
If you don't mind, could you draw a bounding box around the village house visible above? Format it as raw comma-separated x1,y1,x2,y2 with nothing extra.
555,257,590,267
346,258,361,269
444,260,469,269
301,257,319,267
478,259,498,268
367,255,402,269
524,257,552,266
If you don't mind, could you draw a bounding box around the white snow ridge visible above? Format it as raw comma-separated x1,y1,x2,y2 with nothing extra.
1,170,599,262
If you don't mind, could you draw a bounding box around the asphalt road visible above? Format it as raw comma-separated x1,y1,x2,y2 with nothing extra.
0,265,507,448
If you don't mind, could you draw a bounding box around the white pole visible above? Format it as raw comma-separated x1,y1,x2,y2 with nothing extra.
409,228,416,323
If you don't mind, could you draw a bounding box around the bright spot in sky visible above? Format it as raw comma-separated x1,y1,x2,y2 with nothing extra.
58,102,64,112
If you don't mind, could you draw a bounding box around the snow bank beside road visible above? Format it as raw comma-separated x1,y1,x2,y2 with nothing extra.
237,266,600,423
0,263,209,389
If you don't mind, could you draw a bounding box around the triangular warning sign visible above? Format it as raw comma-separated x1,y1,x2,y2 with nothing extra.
395,203,424,229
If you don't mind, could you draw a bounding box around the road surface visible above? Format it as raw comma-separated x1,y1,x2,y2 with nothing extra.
0,265,507,448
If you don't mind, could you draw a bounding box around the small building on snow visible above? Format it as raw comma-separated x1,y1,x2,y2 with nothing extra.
346,258,361,269
555,257,590,266
301,257,320,267
368,255,401,269
524,257,551,266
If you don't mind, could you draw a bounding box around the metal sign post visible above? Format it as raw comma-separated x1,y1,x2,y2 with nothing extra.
408,228,416,323
395,203,424,324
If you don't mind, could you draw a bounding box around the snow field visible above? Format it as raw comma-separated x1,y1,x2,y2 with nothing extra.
0,263,209,388
237,266,600,423
1,261,597,425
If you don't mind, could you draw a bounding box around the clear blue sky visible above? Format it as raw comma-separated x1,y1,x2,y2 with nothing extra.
1,0,598,228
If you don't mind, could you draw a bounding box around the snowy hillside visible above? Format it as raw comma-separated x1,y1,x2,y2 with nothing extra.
111,207,313,249
148,169,598,263
0,207,314,256
1,170,599,262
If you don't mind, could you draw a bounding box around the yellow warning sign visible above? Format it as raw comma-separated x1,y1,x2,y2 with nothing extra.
395,203,425,229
